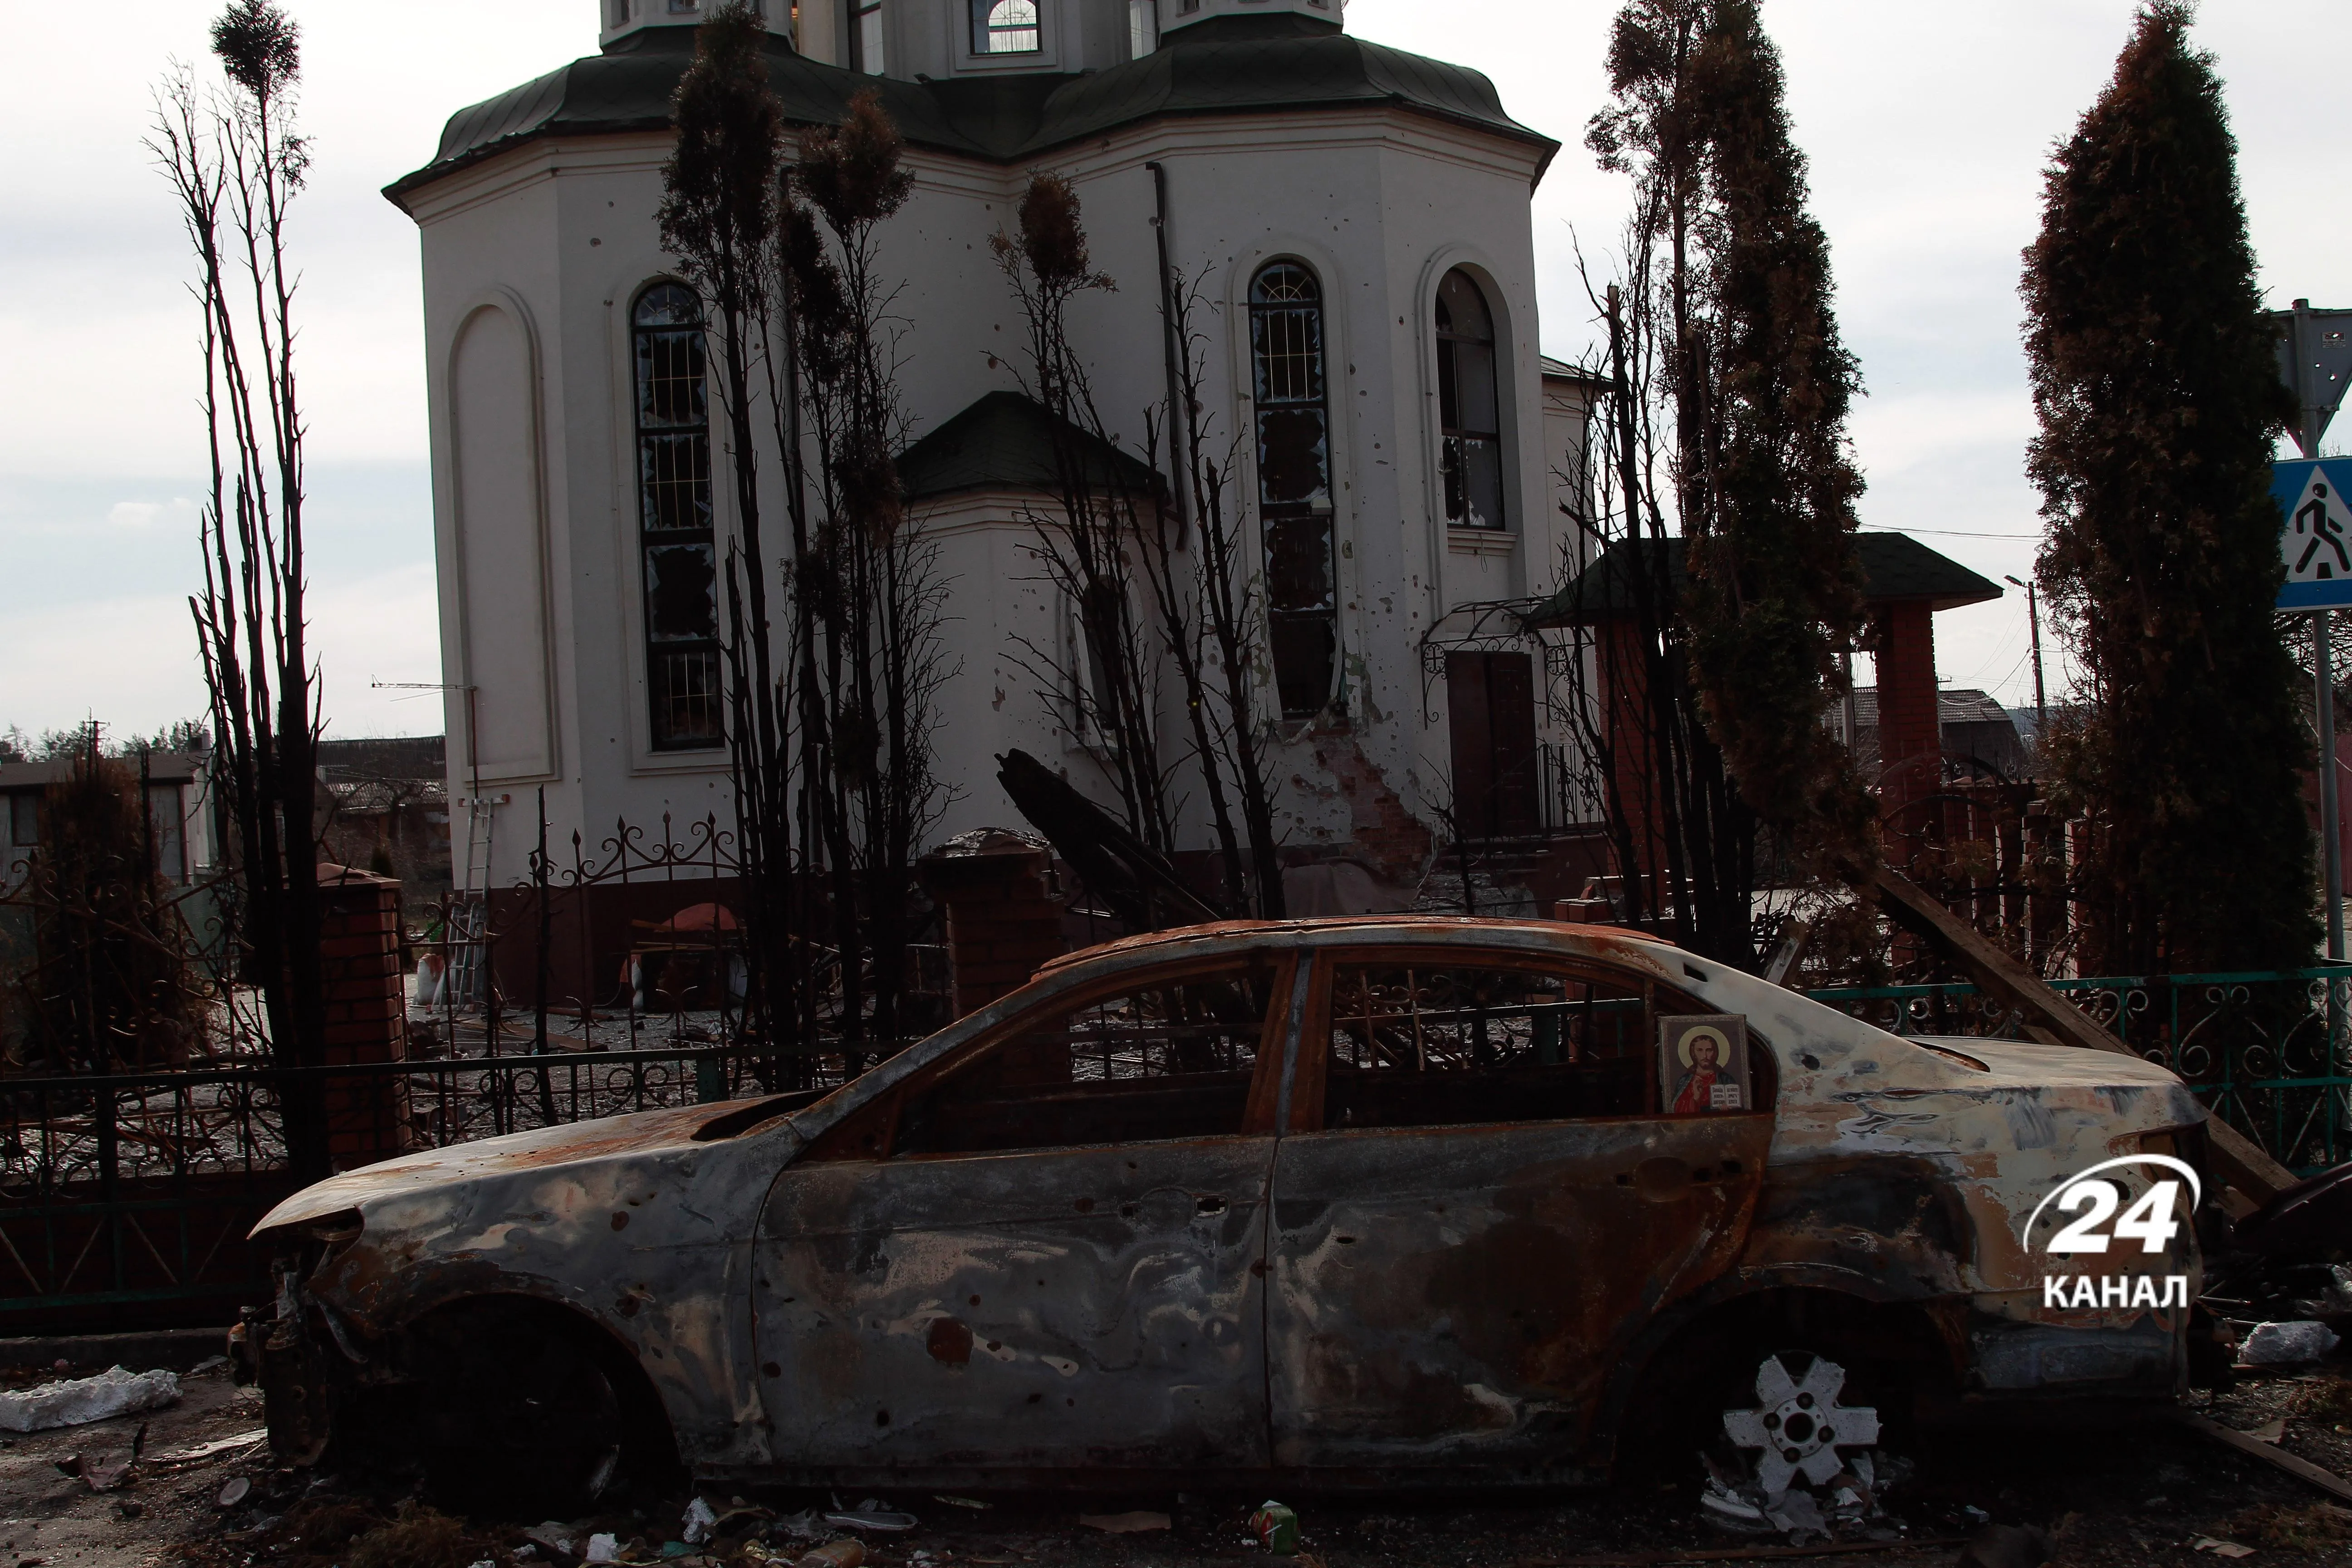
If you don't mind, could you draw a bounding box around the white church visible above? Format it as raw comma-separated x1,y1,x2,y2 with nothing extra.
389,0,1597,925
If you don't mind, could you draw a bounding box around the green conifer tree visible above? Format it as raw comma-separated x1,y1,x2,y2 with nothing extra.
2024,1,2315,975
1681,0,1876,883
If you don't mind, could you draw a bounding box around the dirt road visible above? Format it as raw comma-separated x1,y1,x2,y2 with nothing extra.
8,1361,2352,1568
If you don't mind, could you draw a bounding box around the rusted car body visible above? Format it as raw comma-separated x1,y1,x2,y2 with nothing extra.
240,918,2208,1495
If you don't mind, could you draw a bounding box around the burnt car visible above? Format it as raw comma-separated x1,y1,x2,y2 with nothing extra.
240,918,2207,1506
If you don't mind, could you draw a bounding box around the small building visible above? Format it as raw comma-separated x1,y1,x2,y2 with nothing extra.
1,752,219,895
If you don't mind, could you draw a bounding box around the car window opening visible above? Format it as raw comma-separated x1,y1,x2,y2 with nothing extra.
1320,960,1764,1130
893,958,1280,1156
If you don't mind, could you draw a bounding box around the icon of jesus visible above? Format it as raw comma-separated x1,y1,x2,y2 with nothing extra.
1671,1028,1731,1114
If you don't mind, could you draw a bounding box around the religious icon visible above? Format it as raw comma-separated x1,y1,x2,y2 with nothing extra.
1658,1014,1750,1114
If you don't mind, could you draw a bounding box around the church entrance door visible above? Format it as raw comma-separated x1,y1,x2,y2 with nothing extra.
1446,651,1539,841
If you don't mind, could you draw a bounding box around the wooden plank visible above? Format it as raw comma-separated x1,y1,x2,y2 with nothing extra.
1869,866,2296,1201
2178,1411,2352,1504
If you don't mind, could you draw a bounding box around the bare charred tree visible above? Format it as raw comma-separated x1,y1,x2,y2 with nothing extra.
153,0,329,1176
991,174,1180,857
1166,270,1286,918
658,3,798,1064
781,93,954,1063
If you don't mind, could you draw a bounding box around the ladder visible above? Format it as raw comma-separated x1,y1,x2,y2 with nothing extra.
448,793,498,1007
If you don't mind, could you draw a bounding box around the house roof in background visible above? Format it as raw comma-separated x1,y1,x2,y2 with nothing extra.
1523,531,2003,627
897,390,1165,503
386,16,1556,209
0,753,201,793
1847,686,2018,730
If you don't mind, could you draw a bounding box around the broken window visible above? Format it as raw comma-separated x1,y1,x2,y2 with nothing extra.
632,284,723,751
971,0,1039,52
146,785,186,883
894,958,1281,1155
1250,262,1338,719
1436,268,1505,530
1313,957,1716,1129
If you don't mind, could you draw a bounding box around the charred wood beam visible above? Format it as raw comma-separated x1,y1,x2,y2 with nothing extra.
995,749,1219,932
1870,865,2295,1202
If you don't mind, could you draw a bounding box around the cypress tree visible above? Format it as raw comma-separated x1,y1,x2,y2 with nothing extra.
2024,2,2314,975
1681,0,1876,881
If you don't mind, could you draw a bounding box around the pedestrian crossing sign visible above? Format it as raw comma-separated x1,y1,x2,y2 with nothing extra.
2279,458,2352,609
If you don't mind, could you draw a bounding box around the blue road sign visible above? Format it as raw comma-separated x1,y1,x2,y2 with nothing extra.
2278,458,2352,610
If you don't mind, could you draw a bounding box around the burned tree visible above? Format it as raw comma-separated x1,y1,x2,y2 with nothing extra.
657,3,797,1060
779,93,955,1062
991,175,1179,857
988,171,1285,919
153,0,330,1175
1559,0,1873,968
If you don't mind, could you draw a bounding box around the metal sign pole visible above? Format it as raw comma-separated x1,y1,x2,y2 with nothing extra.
2319,611,2345,962
2271,302,2352,963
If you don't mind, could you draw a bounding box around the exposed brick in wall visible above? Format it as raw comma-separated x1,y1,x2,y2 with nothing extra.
1300,737,1435,885
316,864,410,1172
916,842,1070,1017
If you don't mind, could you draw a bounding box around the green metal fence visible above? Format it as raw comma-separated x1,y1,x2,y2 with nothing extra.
1808,968,2352,1174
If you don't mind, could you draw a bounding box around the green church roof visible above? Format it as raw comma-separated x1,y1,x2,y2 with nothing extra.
385,17,1555,210
897,390,1165,503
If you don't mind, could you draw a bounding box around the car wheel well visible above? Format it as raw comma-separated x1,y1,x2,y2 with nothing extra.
369,1293,683,1499
1610,1286,1956,1476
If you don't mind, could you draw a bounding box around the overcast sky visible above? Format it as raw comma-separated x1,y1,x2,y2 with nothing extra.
1,0,2345,742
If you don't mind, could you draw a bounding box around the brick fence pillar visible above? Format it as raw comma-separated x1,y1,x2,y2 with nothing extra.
916,831,1068,1019
316,863,410,1171
1876,600,1943,860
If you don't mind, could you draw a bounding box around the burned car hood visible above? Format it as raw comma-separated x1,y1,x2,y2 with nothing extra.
250,1097,804,1237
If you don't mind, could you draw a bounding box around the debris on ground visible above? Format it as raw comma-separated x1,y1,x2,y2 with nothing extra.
679,1499,719,1546
819,1503,916,1533
0,1365,179,1432
1958,1522,2051,1568
2240,1319,2342,1365
1248,1501,1298,1555
1076,1511,1169,1534
343,1501,473,1568
2225,1497,2352,1551
2191,1538,2257,1559
790,1544,861,1568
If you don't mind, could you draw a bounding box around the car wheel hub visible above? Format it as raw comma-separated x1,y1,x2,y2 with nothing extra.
1721,1352,1880,1494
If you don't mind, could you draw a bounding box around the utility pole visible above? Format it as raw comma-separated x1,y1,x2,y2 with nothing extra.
2004,574,2047,735
2273,299,2352,961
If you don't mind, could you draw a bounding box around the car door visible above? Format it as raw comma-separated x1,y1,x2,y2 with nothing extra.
1264,946,1773,1472
754,952,1297,1474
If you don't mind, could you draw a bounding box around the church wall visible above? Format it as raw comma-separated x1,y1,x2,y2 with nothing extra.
406,63,1569,903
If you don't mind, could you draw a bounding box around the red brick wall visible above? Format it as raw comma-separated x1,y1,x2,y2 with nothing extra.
917,844,1069,1018
316,865,410,1171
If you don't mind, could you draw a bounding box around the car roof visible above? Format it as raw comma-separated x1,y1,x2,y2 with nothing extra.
1034,915,1679,975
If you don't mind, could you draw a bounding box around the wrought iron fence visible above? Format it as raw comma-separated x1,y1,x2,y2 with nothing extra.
0,1044,771,1326
1808,968,2352,1174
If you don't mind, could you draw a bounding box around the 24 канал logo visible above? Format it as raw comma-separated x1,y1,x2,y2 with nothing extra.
2020,1154,2198,1310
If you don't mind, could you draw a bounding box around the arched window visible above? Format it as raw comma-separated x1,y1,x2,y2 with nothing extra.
1436,267,1505,530
971,0,1040,53
1250,261,1337,720
632,284,722,751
